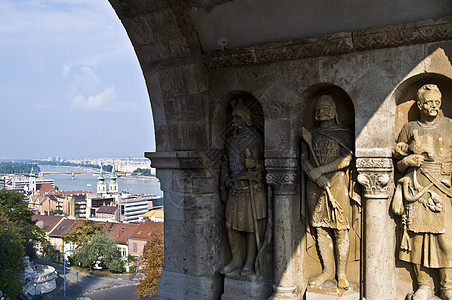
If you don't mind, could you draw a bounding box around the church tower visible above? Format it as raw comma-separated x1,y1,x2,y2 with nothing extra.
97,165,106,195
29,167,37,195
109,167,118,193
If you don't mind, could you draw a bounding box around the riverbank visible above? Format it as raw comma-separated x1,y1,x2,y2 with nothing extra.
38,165,162,196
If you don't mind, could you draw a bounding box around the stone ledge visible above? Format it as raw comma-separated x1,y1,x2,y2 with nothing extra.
145,151,203,169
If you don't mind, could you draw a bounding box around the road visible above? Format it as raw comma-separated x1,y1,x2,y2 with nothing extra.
35,260,149,300
83,285,151,300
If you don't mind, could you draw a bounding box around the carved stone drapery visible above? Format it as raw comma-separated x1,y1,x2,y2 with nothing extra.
265,157,298,299
203,17,452,69
356,156,394,300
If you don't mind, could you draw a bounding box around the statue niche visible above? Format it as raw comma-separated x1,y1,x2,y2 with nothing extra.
220,95,271,282
301,91,361,296
393,83,452,300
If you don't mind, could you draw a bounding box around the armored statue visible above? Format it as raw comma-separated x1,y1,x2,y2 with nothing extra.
301,95,358,290
220,98,267,278
393,84,452,300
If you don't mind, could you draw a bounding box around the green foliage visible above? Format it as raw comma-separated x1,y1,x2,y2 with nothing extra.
132,168,153,176
38,160,113,172
0,213,25,299
135,229,164,297
103,165,113,173
0,189,33,222
108,257,125,273
72,232,124,273
40,239,59,262
127,254,137,263
64,220,104,246
0,189,44,258
53,209,63,215
0,162,40,174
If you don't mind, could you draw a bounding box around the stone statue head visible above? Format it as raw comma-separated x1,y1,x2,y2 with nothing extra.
417,84,442,119
315,95,339,124
231,98,253,129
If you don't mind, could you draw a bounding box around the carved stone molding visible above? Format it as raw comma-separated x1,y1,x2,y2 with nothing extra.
353,17,452,51
355,157,393,169
203,17,452,69
265,158,298,195
356,157,393,199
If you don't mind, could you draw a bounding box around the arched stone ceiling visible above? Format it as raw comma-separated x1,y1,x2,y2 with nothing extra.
187,0,452,51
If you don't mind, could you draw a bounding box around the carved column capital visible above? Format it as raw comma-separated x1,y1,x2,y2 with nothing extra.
265,158,298,195
356,157,393,199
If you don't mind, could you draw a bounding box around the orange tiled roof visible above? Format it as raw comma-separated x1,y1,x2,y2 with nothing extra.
32,215,65,233
128,221,163,241
49,218,75,237
37,183,55,194
106,223,139,244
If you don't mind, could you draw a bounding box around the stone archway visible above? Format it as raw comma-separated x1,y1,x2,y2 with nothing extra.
108,1,452,298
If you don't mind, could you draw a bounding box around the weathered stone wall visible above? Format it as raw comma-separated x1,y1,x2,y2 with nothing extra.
109,1,452,298
207,40,452,299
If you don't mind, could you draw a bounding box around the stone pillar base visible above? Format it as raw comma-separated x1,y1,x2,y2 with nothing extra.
268,284,297,300
404,292,441,300
221,276,272,300
157,269,223,299
306,281,359,300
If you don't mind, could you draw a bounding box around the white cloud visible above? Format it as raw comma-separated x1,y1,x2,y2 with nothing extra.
71,86,117,110
66,66,102,97
70,86,138,111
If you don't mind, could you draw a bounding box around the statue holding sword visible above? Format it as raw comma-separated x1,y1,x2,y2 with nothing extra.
220,98,268,278
301,95,358,290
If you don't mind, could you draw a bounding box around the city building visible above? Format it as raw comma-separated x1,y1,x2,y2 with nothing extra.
109,168,118,193
106,222,139,271
0,174,54,194
96,166,107,195
139,210,164,223
94,205,119,222
33,215,162,269
128,221,163,259
119,195,155,222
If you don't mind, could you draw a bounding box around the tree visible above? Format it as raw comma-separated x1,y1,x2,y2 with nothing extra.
0,189,44,259
135,229,164,297
64,220,104,246
0,162,40,174
72,232,124,273
132,168,153,176
0,212,25,299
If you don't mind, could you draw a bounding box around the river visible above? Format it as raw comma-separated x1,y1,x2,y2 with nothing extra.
38,165,162,196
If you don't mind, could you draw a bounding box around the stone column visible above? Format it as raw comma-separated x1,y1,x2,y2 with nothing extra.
145,150,225,300
266,157,298,300
356,156,394,300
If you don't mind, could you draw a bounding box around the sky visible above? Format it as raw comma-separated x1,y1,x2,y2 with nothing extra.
0,0,155,160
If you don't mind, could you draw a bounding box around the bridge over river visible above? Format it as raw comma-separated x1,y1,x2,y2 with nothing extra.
39,171,128,179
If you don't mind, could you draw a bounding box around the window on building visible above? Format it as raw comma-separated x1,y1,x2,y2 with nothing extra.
133,243,137,253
